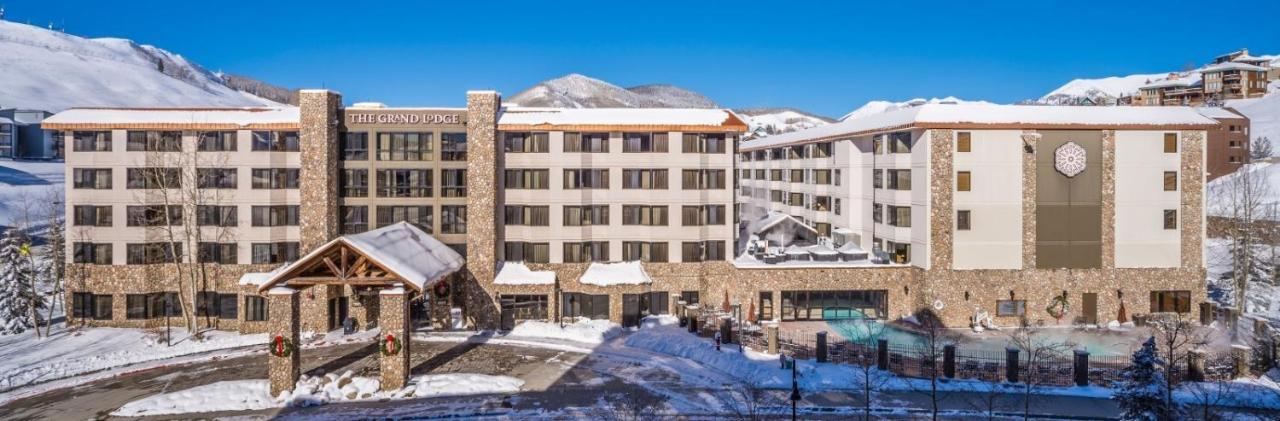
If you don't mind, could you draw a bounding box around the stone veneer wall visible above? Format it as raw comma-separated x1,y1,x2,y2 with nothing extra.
64,263,278,333
267,288,300,396
298,90,342,253
1180,130,1206,268
1100,130,1117,268
464,91,501,329
1020,130,1040,269
378,288,410,390
929,129,954,271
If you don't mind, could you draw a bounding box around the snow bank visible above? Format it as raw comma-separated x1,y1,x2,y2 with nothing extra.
112,371,524,416
0,326,265,393
578,261,651,286
508,319,621,344
493,262,556,285
640,314,679,329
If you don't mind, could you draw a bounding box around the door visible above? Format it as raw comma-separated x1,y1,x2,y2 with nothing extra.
622,294,641,328
1082,293,1098,325
499,297,516,331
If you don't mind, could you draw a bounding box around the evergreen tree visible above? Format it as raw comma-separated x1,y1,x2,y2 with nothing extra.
1114,337,1185,420
1250,137,1273,162
0,229,41,334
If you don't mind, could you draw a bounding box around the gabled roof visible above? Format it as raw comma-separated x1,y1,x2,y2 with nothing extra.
497,107,747,132
1201,62,1268,73
42,107,300,130
255,222,464,292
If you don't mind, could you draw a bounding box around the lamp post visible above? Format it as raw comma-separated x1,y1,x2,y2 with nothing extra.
732,303,742,353
789,356,801,421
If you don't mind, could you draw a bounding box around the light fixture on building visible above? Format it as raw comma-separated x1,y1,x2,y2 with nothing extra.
964,291,970,301
903,285,910,296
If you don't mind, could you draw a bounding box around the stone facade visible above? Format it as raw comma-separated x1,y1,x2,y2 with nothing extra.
378,287,410,391
299,90,342,253
464,91,501,329
1020,130,1040,269
64,263,276,333
1180,130,1206,268
1100,130,1117,269
928,129,955,270
267,288,300,396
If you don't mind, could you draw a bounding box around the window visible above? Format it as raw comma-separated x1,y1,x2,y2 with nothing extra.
813,169,832,185
504,169,550,189
1164,209,1177,230
377,169,432,197
198,242,237,264
218,293,238,320
126,242,182,264
126,205,182,226
73,131,111,151
1163,171,1178,191
681,205,725,226
682,169,725,189
340,169,368,197
245,296,267,321
887,169,911,190
440,132,467,161
957,171,971,191
770,190,784,203
504,242,549,263
148,292,181,318
887,241,910,264
377,206,432,232
126,131,182,152
682,133,726,154
887,205,911,228
835,198,842,215
812,196,831,212
564,241,610,263
623,169,668,189
196,168,237,189
341,132,368,160
503,132,549,153
73,168,112,189
759,292,774,321
1150,290,1191,313
813,142,832,158
815,222,831,237
1163,133,1177,153
251,205,299,226
73,205,113,227
564,132,609,153
622,242,668,262
873,169,883,189
376,132,432,160
639,291,670,315
873,135,884,154
682,241,725,262
680,291,701,306
196,205,237,227
74,294,113,320
872,203,883,224
441,169,466,197
622,205,668,226
789,169,805,183
252,242,299,264
623,132,668,153
340,206,369,234
195,292,222,317
564,169,609,189
197,131,236,152
788,192,804,207
126,168,180,189
561,292,610,320
250,168,299,189
957,210,971,231
889,132,912,153
769,169,783,181
755,169,765,179
504,205,550,226
957,132,971,152
441,205,467,234
834,169,841,186
73,242,112,264
996,300,1026,316
563,205,609,226
252,131,299,152
126,294,149,319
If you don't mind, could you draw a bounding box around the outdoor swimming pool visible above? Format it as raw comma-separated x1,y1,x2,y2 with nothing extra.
819,318,1151,357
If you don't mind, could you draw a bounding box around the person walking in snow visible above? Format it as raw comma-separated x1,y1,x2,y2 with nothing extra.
714,330,722,352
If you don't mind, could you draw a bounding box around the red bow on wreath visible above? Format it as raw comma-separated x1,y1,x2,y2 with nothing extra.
380,333,402,356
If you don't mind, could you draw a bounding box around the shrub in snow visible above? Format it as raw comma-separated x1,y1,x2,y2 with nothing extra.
0,229,44,334
1113,337,1185,420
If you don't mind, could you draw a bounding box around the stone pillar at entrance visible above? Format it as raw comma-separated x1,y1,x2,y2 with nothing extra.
267,287,301,397
379,285,411,391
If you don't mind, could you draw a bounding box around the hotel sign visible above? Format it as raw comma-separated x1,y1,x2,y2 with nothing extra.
346,112,463,125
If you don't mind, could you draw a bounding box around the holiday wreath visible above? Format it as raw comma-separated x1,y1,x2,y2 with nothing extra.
1046,295,1070,320
380,334,402,356
269,335,294,358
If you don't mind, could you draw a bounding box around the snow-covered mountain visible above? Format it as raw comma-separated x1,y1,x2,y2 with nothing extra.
508,74,717,108
736,108,833,138
1039,73,1170,105
1227,89,1280,155
839,97,995,121
0,20,279,112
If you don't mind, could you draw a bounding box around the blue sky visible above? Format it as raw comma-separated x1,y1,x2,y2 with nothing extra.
8,1,1279,117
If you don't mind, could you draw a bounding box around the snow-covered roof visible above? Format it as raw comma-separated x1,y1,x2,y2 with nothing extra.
42,107,300,130
1201,62,1268,73
494,262,556,285
1141,76,1202,90
579,261,651,286
238,264,289,286
497,107,747,131
749,211,818,236
837,242,866,254
806,244,838,255
741,103,1219,151
258,222,464,292
1195,107,1244,120
0,117,13,125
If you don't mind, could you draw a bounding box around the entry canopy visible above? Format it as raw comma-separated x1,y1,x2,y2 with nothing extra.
252,222,464,292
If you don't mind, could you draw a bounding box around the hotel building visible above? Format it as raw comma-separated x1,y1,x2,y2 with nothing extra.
47,90,1215,332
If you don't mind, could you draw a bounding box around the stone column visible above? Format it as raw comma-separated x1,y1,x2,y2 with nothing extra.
1179,130,1205,269
1231,344,1250,379
1100,130,1116,269
766,324,779,354
299,89,342,253
928,129,955,270
267,287,301,397
379,285,411,391
1020,130,1039,269
465,91,501,329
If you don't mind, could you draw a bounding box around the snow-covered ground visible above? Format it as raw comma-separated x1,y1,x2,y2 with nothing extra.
111,371,524,416
1228,91,1280,155
0,160,63,229
839,96,995,121
0,324,266,393
507,318,622,344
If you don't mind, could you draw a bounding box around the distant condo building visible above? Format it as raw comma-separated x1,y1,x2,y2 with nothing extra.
46,91,1216,332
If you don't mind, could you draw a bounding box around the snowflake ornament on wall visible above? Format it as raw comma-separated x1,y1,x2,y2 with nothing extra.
1054,141,1087,178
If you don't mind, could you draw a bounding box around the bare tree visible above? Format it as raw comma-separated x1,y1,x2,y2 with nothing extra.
964,380,1008,421
1148,312,1209,411
41,185,64,337
838,317,892,420
1006,317,1076,420
598,391,661,421
725,378,767,421
908,309,955,421
1213,158,1274,314
1182,377,1237,421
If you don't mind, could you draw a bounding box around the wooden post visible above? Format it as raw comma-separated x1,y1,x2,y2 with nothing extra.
1073,349,1090,386
943,344,956,379
1188,349,1206,382
815,331,828,363
267,287,301,397
766,324,779,354
1231,344,1250,379
1006,347,1020,383
877,338,888,370
379,285,411,391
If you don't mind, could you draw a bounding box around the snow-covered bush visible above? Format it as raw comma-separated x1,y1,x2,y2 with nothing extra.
1113,336,1185,420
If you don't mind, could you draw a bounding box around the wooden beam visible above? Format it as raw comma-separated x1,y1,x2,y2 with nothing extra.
287,276,398,283
287,279,398,287
349,256,368,278
340,247,349,277
322,257,345,281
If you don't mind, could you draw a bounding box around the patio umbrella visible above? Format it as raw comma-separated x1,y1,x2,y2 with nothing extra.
747,299,757,324
1117,301,1128,324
